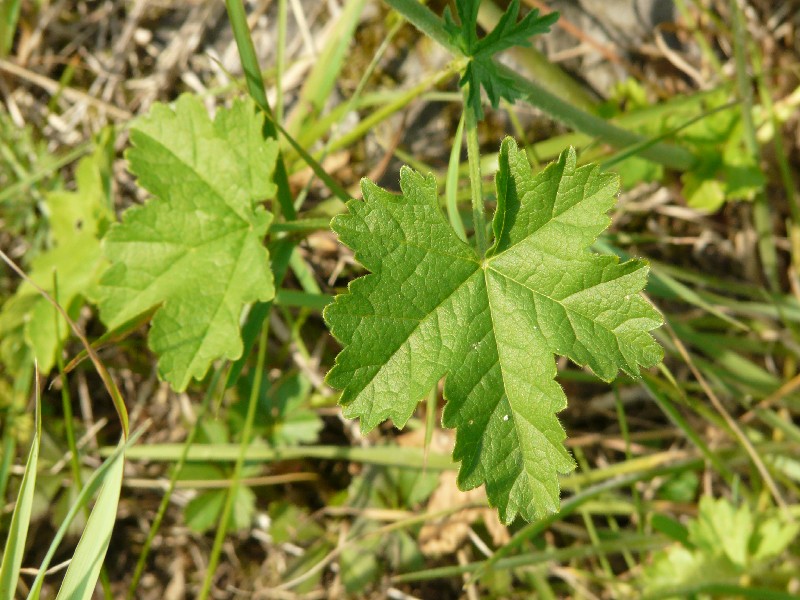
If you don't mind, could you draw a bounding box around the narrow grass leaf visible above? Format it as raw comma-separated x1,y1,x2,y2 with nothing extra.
54,445,125,600
26,428,144,600
0,371,41,593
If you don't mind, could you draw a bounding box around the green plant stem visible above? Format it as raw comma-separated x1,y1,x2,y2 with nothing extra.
614,385,643,536
446,111,467,242
464,88,487,255
731,0,777,291
52,278,114,599
109,443,456,470
52,275,84,494
0,431,15,514
198,323,270,599
383,0,697,171
394,534,666,582
572,448,614,579
318,61,461,156
127,368,224,599
275,0,287,123
224,0,296,221
225,238,293,388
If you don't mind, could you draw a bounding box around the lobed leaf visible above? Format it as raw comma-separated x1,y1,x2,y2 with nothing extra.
444,0,558,119
324,138,662,523
95,95,278,391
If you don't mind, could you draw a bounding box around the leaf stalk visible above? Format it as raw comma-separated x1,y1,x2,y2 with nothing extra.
464,86,487,255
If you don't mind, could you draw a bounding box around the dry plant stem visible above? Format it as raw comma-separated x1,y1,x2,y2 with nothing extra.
664,320,789,515
0,248,129,437
19,558,72,578
0,58,132,120
741,371,800,423
275,502,488,591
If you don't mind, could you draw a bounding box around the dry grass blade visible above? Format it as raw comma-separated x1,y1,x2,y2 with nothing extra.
664,320,790,515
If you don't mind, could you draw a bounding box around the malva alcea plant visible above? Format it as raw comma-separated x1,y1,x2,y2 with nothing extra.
323,139,663,523
31,0,663,525
322,0,662,522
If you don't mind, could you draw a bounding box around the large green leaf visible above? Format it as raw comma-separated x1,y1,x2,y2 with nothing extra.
324,138,662,523
95,95,277,390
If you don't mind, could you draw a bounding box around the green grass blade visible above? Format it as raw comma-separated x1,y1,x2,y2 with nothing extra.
199,322,269,599
446,111,467,242
0,371,41,594
106,443,456,470
54,446,125,600
224,0,295,220
287,0,367,130
0,0,22,57
731,0,778,291
26,427,145,600
262,109,352,203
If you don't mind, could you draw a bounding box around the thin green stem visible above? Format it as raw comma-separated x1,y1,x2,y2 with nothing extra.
614,384,643,536
572,447,615,579
275,0,287,123
319,62,462,156
127,368,224,599
0,431,15,514
224,0,296,221
464,87,487,255
199,323,270,599
52,274,83,495
384,0,697,171
446,111,467,242
731,0,778,291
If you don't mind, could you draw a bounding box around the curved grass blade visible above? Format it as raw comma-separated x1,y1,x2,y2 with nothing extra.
26,427,145,600
54,443,125,600
0,368,41,594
